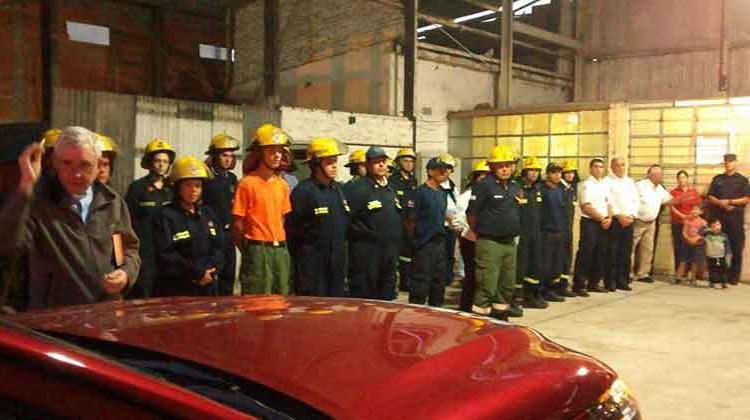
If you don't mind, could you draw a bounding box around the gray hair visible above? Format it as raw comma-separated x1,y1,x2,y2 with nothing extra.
55,126,102,159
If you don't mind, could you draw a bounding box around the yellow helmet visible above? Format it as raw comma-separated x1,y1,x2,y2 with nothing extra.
141,138,176,169
207,133,240,154
252,123,291,148
98,134,118,155
438,153,456,168
395,148,417,161
169,156,212,183
522,156,543,171
472,160,490,173
303,137,345,163
345,149,366,167
562,159,578,173
487,145,515,164
41,129,61,150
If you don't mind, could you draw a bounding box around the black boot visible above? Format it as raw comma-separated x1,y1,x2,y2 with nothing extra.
541,288,565,302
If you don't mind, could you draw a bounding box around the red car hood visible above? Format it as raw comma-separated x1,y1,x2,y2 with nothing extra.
8,296,616,419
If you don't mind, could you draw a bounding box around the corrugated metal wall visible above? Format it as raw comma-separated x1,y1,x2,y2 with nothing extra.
52,89,244,193
52,88,137,194
134,96,244,179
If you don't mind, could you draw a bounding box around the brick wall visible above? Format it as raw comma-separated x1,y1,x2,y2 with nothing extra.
233,0,403,113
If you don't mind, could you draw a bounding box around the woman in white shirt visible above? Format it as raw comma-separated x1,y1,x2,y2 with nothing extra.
455,160,490,312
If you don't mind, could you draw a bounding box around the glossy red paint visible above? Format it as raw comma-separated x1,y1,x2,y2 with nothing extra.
0,321,255,419
7,296,617,419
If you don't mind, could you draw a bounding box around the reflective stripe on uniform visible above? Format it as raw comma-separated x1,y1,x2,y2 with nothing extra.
516,197,528,205
514,283,523,289
314,207,330,215
523,277,540,285
550,277,560,284
173,231,191,241
367,200,383,210
140,201,157,207
492,303,509,311
472,305,491,315
397,190,404,196
560,274,572,281
209,227,217,236
398,256,412,263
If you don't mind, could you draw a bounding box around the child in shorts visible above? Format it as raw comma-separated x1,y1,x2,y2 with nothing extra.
678,204,707,285
703,219,732,289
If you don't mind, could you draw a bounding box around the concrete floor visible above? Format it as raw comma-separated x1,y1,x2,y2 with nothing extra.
398,279,750,419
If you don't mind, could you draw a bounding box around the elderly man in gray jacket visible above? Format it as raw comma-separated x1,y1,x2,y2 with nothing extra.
0,126,140,310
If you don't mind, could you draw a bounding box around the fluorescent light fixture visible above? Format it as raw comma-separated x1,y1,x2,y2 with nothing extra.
482,17,498,23
729,96,750,105
675,98,728,107
515,0,551,15
417,35,426,40
66,21,109,46
417,23,442,33
453,9,496,23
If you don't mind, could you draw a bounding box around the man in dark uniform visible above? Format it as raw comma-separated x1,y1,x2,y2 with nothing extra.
125,138,175,298
202,133,240,296
347,146,403,300
539,162,567,303
558,160,579,297
408,156,450,307
516,156,549,310
708,153,750,285
289,138,349,297
389,148,418,292
467,145,522,320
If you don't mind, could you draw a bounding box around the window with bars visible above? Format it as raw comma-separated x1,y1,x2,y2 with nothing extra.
449,109,610,184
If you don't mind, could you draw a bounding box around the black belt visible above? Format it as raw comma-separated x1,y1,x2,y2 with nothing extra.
247,239,287,248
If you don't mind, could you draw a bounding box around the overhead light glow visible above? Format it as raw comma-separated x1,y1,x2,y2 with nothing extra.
729,96,750,105
453,9,496,23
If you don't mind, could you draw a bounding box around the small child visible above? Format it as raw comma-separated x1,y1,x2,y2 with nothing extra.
676,204,707,285
703,219,732,289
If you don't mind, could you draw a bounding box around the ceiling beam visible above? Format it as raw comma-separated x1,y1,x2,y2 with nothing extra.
457,0,581,50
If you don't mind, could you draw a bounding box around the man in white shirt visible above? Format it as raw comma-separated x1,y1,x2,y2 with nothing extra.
572,158,613,296
632,165,678,282
605,158,639,291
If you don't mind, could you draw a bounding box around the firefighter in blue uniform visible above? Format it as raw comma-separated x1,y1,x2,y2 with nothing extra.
347,146,403,300
202,133,240,296
343,149,367,196
289,138,350,297
154,156,224,297
125,138,175,298
389,148,418,292
558,160,579,297
516,156,550,311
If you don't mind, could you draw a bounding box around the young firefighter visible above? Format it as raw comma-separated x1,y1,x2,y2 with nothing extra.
467,145,522,320
408,156,451,307
390,149,418,293
516,156,549,309
539,162,567,302
125,138,176,298
704,219,732,289
154,156,224,297
202,133,240,296
347,147,403,300
232,124,292,295
343,149,367,196
289,138,349,297
96,134,118,186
